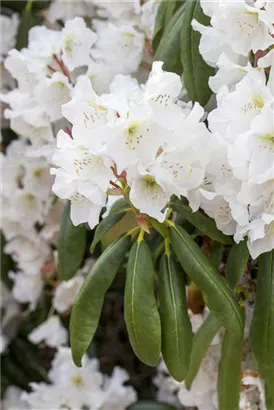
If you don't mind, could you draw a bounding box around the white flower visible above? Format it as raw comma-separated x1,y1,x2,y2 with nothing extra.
35,72,73,122
140,0,159,40
128,164,170,222
4,49,43,92
47,0,95,23
91,20,145,76
9,270,44,310
22,347,136,410
208,53,251,93
208,71,273,142
0,285,21,354
23,25,62,63
142,61,183,130
53,276,84,313
255,0,274,34
193,0,273,66
28,316,68,348
0,14,19,61
93,0,141,20
61,17,97,71
229,105,274,182
2,386,28,410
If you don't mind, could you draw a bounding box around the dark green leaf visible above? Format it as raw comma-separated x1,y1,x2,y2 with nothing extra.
58,202,86,280
185,313,220,389
124,234,161,366
153,1,182,53
90,199,131,253
154,3,186,74
2,1,27,12
250,251,274,396
159,252,192,381
170,200,232,245
129,401,177,410
70,234,131,366
180,0,215,105
169,223,243,335
226,241,249,289
218,326,244,410
185,240,244,390
16,1,38,50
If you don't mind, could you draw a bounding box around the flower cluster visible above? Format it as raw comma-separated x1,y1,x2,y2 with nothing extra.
1,0,158,156
3,347,136,410
190,0,274,259
51,62,212,226
0,139,63,310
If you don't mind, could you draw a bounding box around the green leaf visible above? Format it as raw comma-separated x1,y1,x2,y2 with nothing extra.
250,250,274,404
154,3,186,74
153,1,182,53
169,223,244,335
226,241,249,289
129,401,177,410
58,202,86,281
90,199,131,253
16,1,38,50
218,326,244,410
159,252,192,381
2,1,27,12
124,234,161,366
170,200,232,245
180,0,215,105
185,313,220,389
185,240,244,390
70,234,131,367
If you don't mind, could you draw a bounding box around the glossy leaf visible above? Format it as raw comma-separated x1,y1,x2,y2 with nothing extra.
124,234,161,366
218,327,244,410
170,201,232,245
185,239,244,389
226,241,249,289
159,252,192,381
250,250,274,406
70,234,131,366
185,313,220,389
154,3,186,74
90,199,131,253
180,0,215,105
58,202,86,280
129,401,177,410
169,223,243,335
153,1,182,53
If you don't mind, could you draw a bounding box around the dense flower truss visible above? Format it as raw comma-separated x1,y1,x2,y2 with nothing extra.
0,139,64,310
3,347,136,410
189,0,274,259
51,61,212,226
1,0,159,153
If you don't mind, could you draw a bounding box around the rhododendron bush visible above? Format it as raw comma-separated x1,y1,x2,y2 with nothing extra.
1,0,274,409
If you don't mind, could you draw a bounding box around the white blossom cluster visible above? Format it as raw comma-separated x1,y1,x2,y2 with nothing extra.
154,309,267,410
190,0,274,259
2,347,136,410
1,0,158,157
0,139,64,311
51,62,212,226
